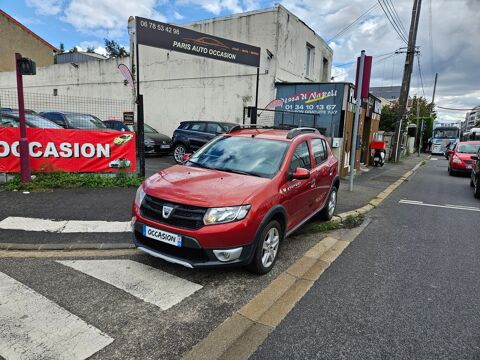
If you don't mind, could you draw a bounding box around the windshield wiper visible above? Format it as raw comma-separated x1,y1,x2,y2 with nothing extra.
212,168,263,177
187,160,212,170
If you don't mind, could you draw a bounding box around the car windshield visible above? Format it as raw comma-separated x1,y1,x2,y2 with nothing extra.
66,114,107,129
144,124,158,133
457,144,480,154
188,136,289,179
433,129,459,139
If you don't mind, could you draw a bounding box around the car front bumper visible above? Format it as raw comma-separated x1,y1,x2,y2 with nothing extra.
132,221,256,268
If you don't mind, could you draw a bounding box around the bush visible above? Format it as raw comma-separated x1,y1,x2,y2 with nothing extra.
3,172,143,191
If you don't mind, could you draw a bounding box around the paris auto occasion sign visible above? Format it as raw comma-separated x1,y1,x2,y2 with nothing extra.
136,17,261,67
0,128,136,173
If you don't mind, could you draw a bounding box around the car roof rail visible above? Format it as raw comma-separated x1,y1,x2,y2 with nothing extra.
286,127,319,139
228,124,271,133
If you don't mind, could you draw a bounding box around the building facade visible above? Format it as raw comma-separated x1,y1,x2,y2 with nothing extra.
0,5,332,136
463,106,480,131
0,9,58,72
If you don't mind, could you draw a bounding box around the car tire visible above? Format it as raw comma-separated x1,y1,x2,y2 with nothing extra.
470,177,475,188
173,143,188,163
319,186,338,221
448,167,455,176
248,220,282,275
474,177,480,199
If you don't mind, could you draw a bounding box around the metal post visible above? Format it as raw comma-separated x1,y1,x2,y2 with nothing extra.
418,119,424,156
251,67,260,124
135,37,145,177
15,53,31,183
349,50,365,192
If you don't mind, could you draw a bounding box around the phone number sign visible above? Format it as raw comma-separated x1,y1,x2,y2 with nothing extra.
136,17,261,67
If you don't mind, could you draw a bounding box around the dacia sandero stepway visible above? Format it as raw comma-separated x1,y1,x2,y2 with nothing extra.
132,126,339,274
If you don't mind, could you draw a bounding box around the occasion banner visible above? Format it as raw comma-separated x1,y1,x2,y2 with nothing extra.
0,128,136,173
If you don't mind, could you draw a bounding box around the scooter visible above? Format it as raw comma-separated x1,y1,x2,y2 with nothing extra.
370,141,386,167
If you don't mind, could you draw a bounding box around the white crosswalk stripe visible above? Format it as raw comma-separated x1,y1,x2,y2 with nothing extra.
57,259,203,310
0,271,113,360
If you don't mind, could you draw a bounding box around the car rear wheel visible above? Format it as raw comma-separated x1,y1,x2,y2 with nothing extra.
248,220,282,274
173,144,187,163
470,177,475,188
319,187,337,221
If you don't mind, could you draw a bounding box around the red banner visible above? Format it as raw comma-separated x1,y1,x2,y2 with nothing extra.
0,127,136,173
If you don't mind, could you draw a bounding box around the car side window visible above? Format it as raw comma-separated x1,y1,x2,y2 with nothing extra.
188,122,205,132
311,138,328,166
289,141,312,173
206,123,223,134
44,113,66,126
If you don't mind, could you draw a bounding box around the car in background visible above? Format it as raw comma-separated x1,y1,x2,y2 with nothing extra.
171,121,237,163
447,141,480,176
1,108,37,115
132,126,339,274
109,158,131,169
39,111,109,130
470,148,480,198
0,112,62,128
103,120,172,155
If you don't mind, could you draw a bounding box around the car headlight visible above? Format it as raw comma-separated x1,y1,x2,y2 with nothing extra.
203,205,251,225
452,157,462,164
134,186,146,207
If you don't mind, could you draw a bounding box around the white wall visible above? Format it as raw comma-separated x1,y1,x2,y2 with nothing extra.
0,5,332,137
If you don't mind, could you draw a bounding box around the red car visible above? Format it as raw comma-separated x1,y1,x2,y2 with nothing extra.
132,126,339,274
448,141,480,175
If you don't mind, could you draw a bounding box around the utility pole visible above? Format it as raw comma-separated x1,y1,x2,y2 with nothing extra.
431,72,438,105
349,50,365,192
392,0,422,162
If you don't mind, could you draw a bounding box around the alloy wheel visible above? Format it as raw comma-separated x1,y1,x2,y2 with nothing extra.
261,227,280,268
174,145,186,163
328,189,337,217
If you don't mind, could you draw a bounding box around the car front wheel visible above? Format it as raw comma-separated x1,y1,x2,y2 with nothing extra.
474,176,480,199
248,220,282,274
173,144,187,163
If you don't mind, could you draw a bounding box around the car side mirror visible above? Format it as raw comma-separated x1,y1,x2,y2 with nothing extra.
447,149,454,155
292,167,310,180
471,155,479,161
182,153,192,163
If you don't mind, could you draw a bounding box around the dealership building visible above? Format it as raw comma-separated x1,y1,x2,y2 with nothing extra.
0,5,333,137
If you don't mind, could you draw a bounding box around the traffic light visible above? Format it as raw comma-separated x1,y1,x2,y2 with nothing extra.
17,57,36,75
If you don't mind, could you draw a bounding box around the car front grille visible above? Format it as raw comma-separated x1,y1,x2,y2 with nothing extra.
140,195,207,230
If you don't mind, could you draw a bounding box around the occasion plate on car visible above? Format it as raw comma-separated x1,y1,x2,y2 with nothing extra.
143,225,182,247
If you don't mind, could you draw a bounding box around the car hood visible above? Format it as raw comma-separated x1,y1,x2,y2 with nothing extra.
144,165,269,207
145,133,172,143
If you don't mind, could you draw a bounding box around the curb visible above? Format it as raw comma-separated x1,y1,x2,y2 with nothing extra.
0,242,136,251
181,157,428,360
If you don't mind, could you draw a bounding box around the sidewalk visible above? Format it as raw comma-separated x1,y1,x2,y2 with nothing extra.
0,155,428,249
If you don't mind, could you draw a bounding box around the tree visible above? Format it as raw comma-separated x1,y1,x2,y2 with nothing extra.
104,39,129,58
379,102,400,132
379,96,436,133
86,46,95,53
68,46,78,53
59,43,65,54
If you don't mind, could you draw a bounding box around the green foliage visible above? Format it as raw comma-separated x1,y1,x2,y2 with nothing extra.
300,220,341,234
59,43,65,54
104,39,129,58
379,101,399,132
68,46,78,53
86,46,96,53
342,214,364,229
3,172,143,192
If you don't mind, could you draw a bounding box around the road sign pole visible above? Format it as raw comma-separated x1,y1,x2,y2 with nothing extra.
349,50,365,192
15,53,31,183
135,39,145,178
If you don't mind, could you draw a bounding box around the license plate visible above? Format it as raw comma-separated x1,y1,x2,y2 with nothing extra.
466,165,472,169
160,145,170,149
143,225,182,247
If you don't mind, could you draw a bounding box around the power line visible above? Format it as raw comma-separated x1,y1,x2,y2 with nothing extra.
385,0,408,38
378,0,408,44
416,56,426,97
437,106,478,111
328,2,380,42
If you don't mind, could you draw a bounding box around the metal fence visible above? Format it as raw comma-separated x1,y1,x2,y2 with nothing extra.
243,107,334,137
0,89,132,129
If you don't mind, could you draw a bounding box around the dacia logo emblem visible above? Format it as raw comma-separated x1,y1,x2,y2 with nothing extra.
162,205,174,219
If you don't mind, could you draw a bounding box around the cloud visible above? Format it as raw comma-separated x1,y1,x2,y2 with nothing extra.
26,0,64,16
175,0,259,16
61,0,166,37
173,11,184,20
76,41,108,56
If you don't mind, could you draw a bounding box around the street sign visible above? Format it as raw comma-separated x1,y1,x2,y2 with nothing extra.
123,111,134,125
136,17,261,68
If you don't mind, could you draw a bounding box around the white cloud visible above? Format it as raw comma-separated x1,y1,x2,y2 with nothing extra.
61,0,166,37
76,41,108,56
173,11,184,20
26,0,64,16
175,0,250,16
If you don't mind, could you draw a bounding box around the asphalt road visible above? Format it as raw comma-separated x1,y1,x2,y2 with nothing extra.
251,156,480,359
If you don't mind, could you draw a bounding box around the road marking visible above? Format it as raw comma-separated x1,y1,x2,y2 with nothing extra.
399,199,480,212
0,216,130,233
430,158,439,161
0,271,113,360
57,259,202,310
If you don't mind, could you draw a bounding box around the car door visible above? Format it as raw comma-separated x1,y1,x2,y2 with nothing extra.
281,141,315,230
186,122,208,151
311,138,333,209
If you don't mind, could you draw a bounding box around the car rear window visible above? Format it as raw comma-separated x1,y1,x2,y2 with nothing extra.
457,144,480,154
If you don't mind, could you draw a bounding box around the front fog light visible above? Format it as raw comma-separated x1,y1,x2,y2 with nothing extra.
213,248,243,262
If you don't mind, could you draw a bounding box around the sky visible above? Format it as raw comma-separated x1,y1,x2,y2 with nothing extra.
1,0,479,123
